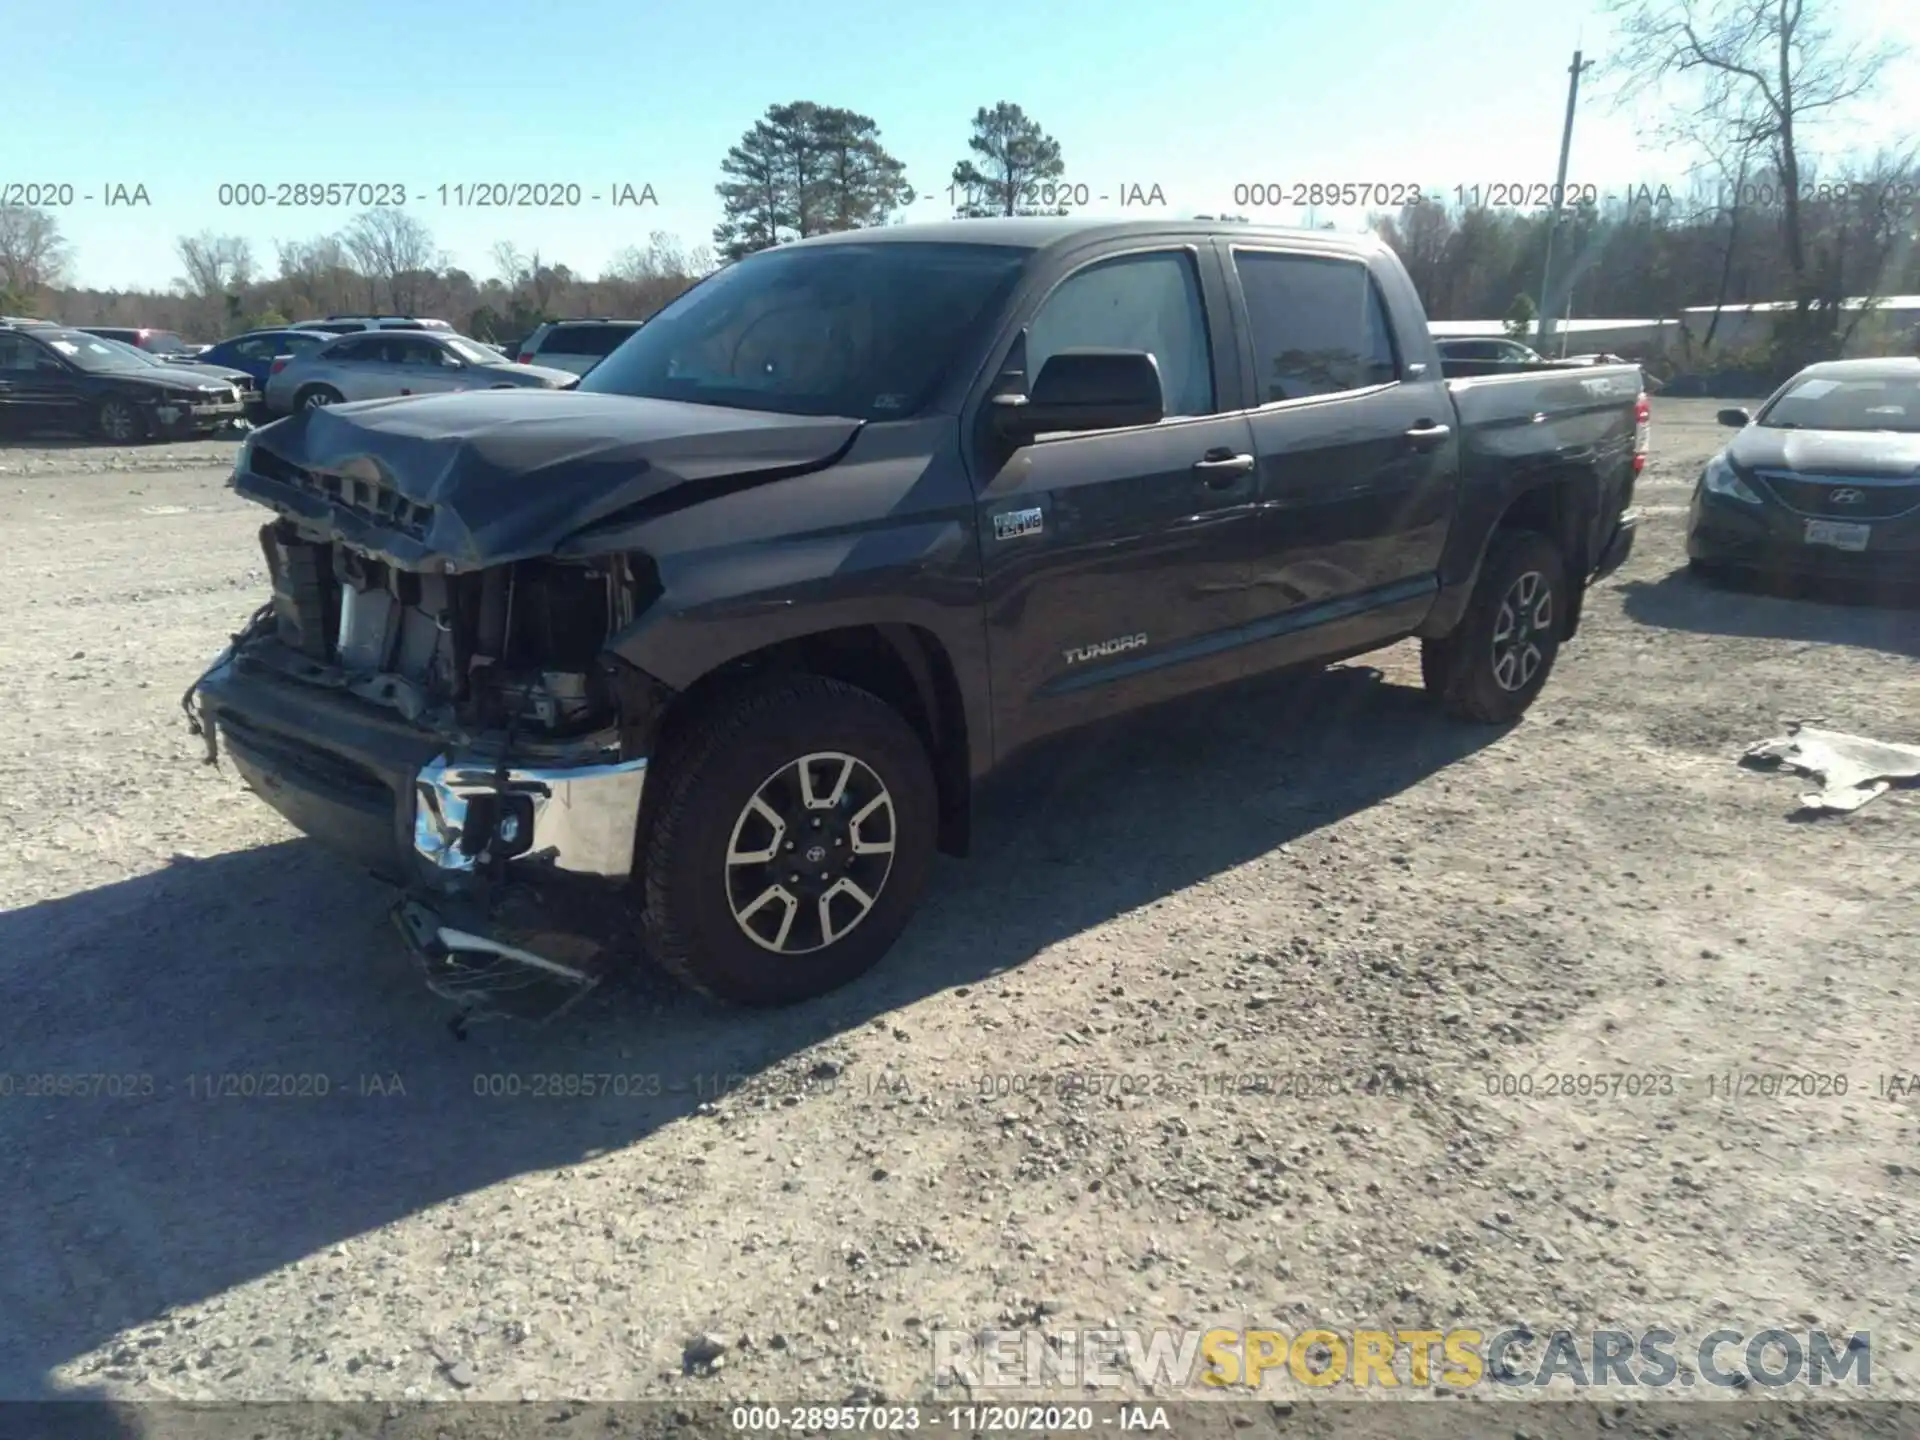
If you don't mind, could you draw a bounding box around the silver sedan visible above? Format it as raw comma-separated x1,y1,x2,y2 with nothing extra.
262,330,577,415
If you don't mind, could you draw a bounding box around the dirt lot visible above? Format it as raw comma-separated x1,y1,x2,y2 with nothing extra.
2,401,1917,1418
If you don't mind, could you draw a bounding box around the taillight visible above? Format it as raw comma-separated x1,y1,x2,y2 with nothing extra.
516,352,534,364
270,358,289,375
1632,392,1650,474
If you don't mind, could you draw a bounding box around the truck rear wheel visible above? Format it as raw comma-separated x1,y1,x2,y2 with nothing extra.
640,675,938,1006
1421,528,1568,724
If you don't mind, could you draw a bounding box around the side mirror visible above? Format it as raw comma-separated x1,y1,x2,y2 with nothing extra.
1716,407,1752,428
991,348,1164,441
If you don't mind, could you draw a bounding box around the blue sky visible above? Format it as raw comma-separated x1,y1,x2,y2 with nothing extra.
13,0,1918,290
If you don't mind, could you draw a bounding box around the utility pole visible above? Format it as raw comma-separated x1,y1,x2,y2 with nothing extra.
1536,49,1593,354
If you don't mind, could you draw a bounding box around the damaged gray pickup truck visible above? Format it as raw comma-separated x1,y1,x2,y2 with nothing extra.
186,218,1645,1019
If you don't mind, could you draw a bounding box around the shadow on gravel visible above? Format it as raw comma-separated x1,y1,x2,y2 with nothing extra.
0,662,1499,1404
1619,565,1920,660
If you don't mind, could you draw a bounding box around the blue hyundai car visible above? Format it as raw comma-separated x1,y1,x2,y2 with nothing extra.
193,328,332,390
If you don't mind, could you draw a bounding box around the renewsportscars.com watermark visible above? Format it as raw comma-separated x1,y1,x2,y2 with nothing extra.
932,1326,1872,1392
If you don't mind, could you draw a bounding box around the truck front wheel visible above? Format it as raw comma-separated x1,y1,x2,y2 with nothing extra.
1421,528,1568,723
640,675,939,1006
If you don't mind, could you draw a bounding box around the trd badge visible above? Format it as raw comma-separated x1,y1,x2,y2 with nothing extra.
992,506,1044,541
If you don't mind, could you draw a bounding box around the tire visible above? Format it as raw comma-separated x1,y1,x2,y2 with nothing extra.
1421,528,1568,724
295,385,342,411
641,674,939,1006
95,396,147,443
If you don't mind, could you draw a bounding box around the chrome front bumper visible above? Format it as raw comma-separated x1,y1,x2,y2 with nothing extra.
412,752,649,878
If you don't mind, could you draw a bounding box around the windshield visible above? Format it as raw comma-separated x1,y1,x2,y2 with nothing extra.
1758,374,1920,433
443,336,498,364
579,240,1030,419
94,338,163,365
43,329,148,371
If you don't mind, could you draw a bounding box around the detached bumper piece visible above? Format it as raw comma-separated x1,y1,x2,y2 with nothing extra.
392,893,615,1036
189,648,654,1031
399,751,649,1032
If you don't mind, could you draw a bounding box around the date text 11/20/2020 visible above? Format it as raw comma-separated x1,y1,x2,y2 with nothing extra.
210,182,659,209
1479,1070,1914,1101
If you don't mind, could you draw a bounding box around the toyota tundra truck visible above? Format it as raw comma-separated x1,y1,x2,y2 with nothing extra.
184,218,1647,1011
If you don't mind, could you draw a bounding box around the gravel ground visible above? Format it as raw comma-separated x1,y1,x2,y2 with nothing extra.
2,402,1918,1421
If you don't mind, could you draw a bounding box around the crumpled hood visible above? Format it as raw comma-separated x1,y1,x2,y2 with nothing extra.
1728,425,1920,477
234,388,863,571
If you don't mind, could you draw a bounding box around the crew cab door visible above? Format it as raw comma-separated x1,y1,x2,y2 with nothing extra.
1222,244,1460,667
969,242,1262,755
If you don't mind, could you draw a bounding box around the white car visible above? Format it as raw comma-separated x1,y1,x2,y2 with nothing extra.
288,315,456,336
262,331,577,414
513,319,646,376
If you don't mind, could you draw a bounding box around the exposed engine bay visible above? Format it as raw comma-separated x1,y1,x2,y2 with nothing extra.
252,517,657,742
184,520,677,1034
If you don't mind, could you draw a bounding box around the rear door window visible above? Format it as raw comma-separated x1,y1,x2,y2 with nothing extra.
325,336,383,362
1231,250,1399,402
548,324,640,358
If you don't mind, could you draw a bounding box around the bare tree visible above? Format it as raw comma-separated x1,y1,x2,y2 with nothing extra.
275,234,355,317
605,231,694,283
1605,0,1904,354
0,205,74,296
491,241,564,314
1824,148,1920,345
175,232,255,296
1374,202,1457,315
341,208,441,312
1675,125,1766,352
600,230,712,317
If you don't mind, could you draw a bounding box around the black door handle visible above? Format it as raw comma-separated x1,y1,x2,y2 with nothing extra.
1193,450,1255,487
1405,421,1451,451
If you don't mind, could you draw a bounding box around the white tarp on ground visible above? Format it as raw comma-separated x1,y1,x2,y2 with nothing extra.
1743,725,1920,814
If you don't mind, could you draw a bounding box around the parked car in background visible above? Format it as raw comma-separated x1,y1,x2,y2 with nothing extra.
1436,337,1545,365
194,329,332,391
89,336,263,421
1689,357,1920,591
288,315,455,336
513,319,646,376
1436,336,1634,377
77,326,207,360
0,323,249,441
262,330,578,414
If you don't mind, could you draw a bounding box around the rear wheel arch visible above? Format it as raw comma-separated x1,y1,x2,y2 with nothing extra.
1439,471,1597,641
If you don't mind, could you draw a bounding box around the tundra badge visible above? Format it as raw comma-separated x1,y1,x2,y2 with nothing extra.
992,506,1044,541
1063,633,1148,665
